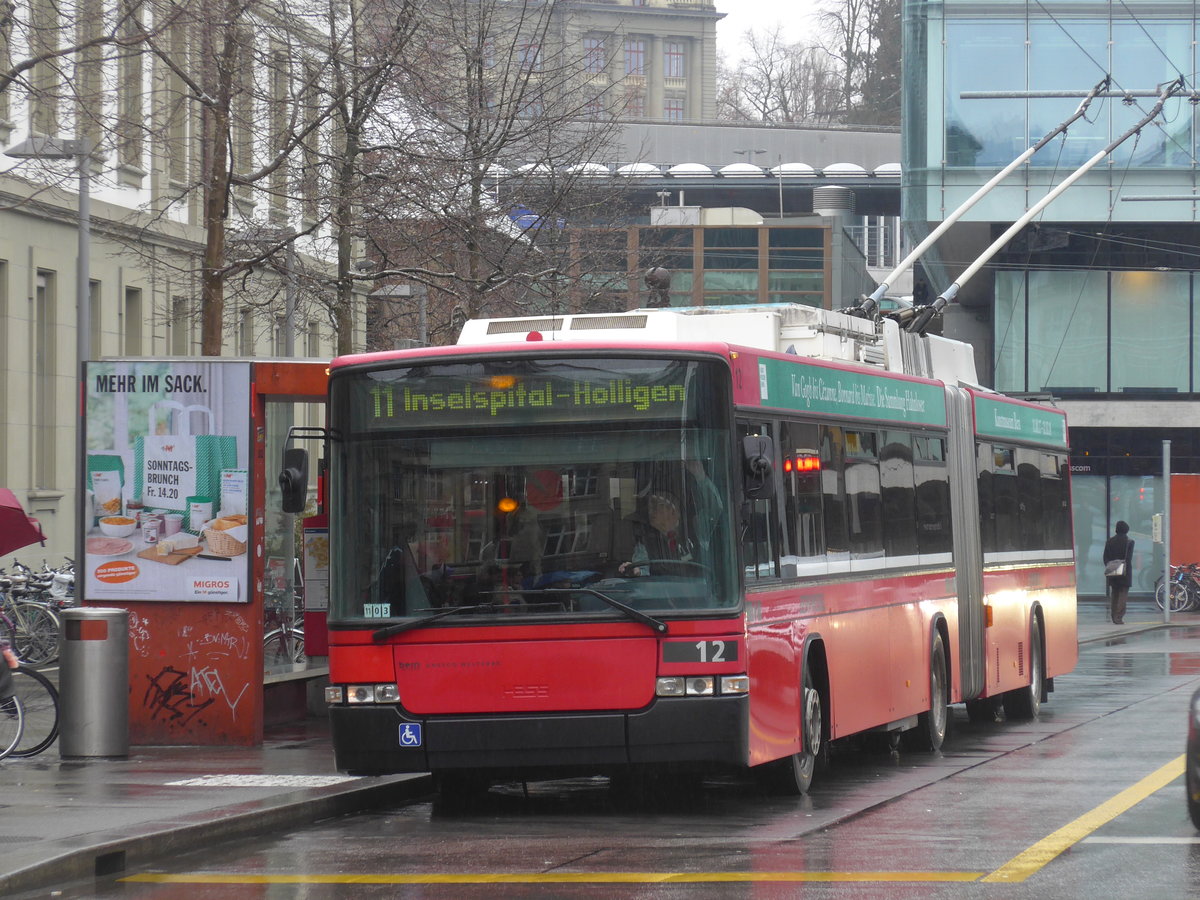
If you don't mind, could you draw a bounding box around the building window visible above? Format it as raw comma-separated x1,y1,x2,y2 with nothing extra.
240,308,255,356
117,17,143,169
307,320,320,357
124,287,142,355
625,92,645,117
35,271,56,489
171,297,190,355
518,41,542,72
663,98,685,121
624,39,646,77
664,41,685,78
583,37,605,74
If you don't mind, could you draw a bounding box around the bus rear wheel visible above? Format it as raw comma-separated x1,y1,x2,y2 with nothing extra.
910,632,949,751
1003,616,1044,720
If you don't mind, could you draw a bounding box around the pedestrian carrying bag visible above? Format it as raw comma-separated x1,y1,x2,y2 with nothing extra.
1104,559,1126,577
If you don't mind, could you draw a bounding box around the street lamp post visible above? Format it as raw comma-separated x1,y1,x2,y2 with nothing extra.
5,135,92,593
7,136,92,361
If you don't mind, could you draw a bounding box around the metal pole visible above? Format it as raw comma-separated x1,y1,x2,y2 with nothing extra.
418,289,427,344
284,239,296,357
75,140,91,603
1164,440,1171,624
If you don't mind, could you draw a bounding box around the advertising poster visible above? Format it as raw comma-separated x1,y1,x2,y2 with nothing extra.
83,360,252,603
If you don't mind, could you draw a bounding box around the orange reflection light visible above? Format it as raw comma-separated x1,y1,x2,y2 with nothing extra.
497,497,519,513
490,375,517,389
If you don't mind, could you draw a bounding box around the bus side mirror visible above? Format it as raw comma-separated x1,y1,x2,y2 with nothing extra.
742,435,775,500
280,447,309,513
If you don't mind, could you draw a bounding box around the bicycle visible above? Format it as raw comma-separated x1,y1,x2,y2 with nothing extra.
0,561,63,667
0,595,60,668
264,590,305,666
0,648,25,760
1154,563,1200,613
8,665,58,757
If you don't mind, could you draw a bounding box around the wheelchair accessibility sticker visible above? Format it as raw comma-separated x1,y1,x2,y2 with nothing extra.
399,723,423,747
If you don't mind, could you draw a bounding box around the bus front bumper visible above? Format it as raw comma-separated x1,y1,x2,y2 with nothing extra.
328,696,750,776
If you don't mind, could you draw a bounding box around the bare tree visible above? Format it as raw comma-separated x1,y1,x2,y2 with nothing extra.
818,0,899,126
716,26,840,125
354,0,634,347
125,0,421,355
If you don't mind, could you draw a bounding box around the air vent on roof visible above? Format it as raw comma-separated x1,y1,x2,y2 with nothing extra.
570,316,649,330
486,318,565,334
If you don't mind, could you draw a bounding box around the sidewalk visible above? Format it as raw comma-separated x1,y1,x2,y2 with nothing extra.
0,600,1193,896
0,715,432,896
1076,596,1197,644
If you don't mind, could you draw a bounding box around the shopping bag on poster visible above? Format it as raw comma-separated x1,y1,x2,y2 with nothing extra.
134,402,238,512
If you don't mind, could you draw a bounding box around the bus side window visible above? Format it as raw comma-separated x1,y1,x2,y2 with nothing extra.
991,446,1020,553
881,432,918,558
1016,449,1043,551
845,430,883,560
977,443,996,553
780,421,824,562
822,426,849,558
915,436,952,556
1043,453,1071,550
738,420,780,580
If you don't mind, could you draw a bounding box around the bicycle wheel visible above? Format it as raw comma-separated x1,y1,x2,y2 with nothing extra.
11,602,60,668
0,692,25,760
289,630,306,664
9,666,58,757
1155,581,1188,612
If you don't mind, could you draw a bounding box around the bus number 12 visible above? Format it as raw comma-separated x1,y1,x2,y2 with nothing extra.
663,640,736,663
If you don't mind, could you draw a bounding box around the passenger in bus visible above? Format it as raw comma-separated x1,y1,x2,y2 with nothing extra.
462,562,502,605
618,492,695,576
1103,520,1134,625
378,545,411,611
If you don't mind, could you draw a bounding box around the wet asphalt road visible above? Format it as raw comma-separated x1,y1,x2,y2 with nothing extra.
30,618,1200,899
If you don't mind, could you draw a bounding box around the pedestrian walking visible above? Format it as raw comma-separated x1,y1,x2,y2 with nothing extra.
1103,520,1134,625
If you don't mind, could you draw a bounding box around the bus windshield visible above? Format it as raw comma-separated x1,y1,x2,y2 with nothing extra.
328,356,737,624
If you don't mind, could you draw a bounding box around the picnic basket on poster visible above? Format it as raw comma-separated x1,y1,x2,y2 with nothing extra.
133,401,238,531
204,514,248,558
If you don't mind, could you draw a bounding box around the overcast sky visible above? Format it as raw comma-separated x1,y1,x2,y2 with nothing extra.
716,1,808,62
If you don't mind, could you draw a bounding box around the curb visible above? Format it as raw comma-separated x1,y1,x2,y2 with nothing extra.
0,773,433,896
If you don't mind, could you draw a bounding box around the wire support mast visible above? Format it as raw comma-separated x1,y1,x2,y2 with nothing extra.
907,76,1185,335
848,76,1112,320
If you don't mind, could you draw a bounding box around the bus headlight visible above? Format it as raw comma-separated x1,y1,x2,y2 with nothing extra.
720,675,750,694
343,684,400,704
656,677,685,696
324,685,345,704
656,675,746,697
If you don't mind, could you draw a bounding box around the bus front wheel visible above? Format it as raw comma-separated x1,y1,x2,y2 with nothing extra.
759,665,824,795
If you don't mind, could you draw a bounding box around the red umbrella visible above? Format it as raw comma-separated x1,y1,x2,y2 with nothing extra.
0,489,47,557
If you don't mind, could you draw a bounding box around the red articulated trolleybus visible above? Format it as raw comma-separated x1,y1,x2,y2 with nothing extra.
279,304,1076,796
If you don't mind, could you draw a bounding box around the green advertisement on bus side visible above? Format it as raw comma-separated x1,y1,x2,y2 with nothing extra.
756,357,947,426
974,395,1068,449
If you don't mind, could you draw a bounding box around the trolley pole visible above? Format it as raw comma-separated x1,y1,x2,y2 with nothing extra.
1164,440,1171,624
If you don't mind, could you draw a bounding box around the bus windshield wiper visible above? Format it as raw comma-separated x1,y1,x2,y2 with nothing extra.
372,604,493,641
519,587,668,634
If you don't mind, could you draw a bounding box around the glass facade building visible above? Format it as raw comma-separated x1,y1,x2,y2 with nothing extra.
903,0,1200,594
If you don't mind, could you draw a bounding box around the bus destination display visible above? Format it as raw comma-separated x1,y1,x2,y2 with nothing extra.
348,360,704,429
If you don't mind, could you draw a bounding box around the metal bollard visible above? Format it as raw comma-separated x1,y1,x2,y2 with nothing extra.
59,607,129,758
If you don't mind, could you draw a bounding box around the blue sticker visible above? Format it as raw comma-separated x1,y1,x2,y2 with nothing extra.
399,722,423,747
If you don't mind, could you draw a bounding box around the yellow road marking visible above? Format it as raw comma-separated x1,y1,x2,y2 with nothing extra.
124,871,985,885
122,756,1189,889
982,754,1186,883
